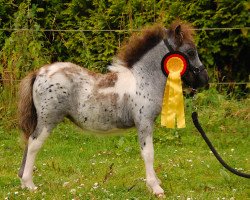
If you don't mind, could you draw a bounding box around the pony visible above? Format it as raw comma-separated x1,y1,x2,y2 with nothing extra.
18,20,209,197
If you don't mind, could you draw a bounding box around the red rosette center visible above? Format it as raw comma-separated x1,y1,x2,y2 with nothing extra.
162,53,187,76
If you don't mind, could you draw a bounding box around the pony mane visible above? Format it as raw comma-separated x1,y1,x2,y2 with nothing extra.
117,24,166,68
117,20,195,68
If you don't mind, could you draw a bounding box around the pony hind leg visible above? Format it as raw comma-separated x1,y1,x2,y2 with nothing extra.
18,105,66,190
19,124,51,190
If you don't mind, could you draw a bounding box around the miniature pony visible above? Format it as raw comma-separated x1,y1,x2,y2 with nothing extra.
18,21,208,197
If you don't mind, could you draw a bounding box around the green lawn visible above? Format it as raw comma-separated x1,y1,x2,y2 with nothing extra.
0,88,249,199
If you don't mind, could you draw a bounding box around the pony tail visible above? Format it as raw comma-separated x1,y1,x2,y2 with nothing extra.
18,71,38,141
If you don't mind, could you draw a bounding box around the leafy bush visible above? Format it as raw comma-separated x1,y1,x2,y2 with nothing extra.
0,0,249,84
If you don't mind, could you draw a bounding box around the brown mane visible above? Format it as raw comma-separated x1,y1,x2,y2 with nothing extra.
117,24,166,68
117,20,195,68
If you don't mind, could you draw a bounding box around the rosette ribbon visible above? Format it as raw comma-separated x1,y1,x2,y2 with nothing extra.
161,53,187,128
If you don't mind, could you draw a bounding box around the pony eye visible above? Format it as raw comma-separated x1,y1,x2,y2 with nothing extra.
187,50,196,58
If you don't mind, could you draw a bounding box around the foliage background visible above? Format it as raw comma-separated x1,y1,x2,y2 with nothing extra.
0,1,249,199
0,0,249,84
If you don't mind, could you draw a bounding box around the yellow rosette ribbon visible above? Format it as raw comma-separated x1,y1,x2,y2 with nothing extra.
161,53,187,128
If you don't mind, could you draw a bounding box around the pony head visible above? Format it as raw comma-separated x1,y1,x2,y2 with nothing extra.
165,21,209,89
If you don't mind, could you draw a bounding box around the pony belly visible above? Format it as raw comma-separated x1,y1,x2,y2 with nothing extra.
68,107,135,134
69,117,132,135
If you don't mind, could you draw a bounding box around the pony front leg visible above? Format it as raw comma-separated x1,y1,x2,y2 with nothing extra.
19,127,49,190
137,125,164,197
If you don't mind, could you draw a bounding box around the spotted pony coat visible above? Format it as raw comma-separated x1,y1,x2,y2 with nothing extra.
18,21,208,197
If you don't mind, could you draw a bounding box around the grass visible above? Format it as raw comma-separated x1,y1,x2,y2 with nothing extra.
0,87,249,199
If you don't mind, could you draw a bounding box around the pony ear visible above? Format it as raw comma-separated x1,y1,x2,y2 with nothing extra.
174,24,183,46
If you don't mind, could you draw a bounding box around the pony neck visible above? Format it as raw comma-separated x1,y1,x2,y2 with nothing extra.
131,41,168,98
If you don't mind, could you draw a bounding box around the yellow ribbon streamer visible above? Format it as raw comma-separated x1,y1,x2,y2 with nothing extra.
161,57,186,128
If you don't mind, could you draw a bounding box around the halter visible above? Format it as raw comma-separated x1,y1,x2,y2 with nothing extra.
163,39,206,77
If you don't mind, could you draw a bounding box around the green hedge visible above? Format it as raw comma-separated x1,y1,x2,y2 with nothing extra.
0,0,249,83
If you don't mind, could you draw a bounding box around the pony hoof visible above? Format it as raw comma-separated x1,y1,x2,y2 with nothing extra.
28,185,38,191
22,185,38,191
150,185,165,198
156,193,166,199
21,180,37,191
